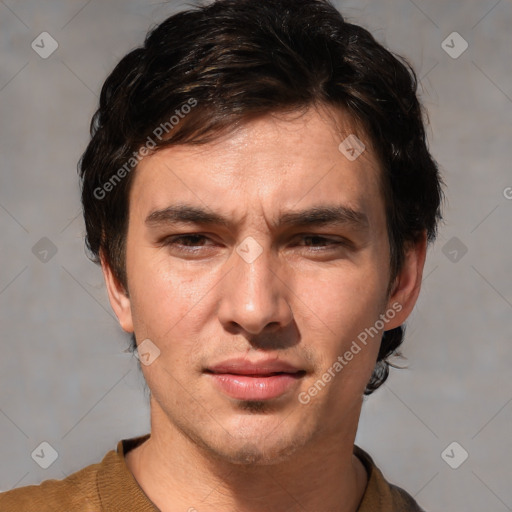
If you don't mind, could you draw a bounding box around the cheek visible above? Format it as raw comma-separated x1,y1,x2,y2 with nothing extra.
293,263,388,389
299,264,387,333
127,249,219,345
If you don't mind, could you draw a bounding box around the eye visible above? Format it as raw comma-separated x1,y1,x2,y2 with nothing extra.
162,234,215,253
297,235,349,250
171,234,209,246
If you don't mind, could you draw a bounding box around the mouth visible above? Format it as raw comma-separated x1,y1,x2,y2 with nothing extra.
204,359,307,401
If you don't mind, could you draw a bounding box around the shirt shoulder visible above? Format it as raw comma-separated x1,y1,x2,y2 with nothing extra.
354,445,426,512
0,455,106,512
0,434,157,512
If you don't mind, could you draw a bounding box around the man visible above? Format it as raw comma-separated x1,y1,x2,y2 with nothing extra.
0,0,442,510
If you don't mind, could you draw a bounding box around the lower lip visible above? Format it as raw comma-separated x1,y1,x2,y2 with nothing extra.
207,372,304,400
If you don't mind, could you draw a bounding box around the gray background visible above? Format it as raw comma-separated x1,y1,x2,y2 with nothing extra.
1,0,511,510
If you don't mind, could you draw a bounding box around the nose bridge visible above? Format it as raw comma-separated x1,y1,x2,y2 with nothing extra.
218,238,292,334
238,244,274,306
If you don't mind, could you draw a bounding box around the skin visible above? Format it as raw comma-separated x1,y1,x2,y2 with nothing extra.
102,106,427,512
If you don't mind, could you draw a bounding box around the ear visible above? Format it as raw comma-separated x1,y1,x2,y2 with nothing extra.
100,250,134,333
384,232,427,329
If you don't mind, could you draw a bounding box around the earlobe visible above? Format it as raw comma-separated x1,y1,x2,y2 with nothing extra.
100,251,134,333
385,232,428,330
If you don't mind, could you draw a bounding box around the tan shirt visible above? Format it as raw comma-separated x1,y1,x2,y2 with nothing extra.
0,434,424,511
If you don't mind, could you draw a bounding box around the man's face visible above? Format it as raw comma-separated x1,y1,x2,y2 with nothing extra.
105,107,416,465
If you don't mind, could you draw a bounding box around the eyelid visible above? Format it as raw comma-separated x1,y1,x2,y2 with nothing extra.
161,233,213,245
159,232,356,254
292,233,354,247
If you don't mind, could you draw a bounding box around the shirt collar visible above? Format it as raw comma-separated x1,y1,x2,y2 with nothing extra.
96,433,159,511
96,433,397,512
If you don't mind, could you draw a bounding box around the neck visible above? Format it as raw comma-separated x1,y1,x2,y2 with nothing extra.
125,399,368,512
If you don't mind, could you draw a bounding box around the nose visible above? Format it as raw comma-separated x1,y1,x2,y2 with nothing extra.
217,240,294,336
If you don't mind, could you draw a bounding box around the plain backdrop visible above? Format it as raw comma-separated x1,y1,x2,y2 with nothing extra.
1,0,511,510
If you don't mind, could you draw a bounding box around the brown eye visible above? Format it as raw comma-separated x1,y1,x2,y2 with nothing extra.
298,235,348,249
170,235,209,246
302,235,335,247
162,234,216,255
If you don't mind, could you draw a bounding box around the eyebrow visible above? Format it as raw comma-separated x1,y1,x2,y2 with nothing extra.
145,204,369,231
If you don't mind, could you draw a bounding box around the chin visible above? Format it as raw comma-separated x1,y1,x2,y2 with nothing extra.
200,417,314,467
209,438,304,466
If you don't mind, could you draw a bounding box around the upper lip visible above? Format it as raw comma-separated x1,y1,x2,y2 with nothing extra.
206,358,304,376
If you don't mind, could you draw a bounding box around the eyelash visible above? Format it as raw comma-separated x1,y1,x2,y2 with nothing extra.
162,234,348,252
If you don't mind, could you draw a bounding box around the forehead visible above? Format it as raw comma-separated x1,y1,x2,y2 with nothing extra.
129,107,384,224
